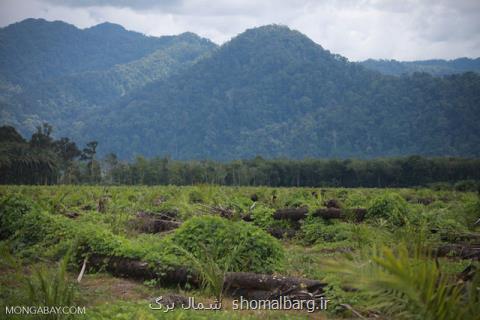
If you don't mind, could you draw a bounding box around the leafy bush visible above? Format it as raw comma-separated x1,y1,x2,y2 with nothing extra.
300,217,353,245
454,180,479,192
0,194,65,252
188,190,205,203
428,182,452,191
170,216,283,273
366,193,410,226
251,204,275,229
422,210,468,241
0,194,178,270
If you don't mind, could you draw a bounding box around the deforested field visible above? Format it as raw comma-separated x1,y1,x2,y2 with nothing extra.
1,185,479,319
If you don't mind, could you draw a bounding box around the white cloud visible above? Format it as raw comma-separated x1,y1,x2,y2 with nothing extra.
0,0,479,61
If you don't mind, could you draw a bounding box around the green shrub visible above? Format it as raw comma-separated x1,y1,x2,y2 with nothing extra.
0,194,178,270
188,190,205,203
170,216,283,273
0,194,34,240
282,190,318,208
0,194,63,251
454,180,479,192
366,193,410,226
300,216,353,245
428,182,453,191
251,204,275,229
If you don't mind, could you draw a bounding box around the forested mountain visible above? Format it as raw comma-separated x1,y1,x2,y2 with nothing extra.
79,25,480,159
1,20,479,160
0,18,215,85
0,19,217,135
360,58,480,76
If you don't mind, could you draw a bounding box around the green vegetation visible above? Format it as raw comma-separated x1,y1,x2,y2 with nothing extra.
365,193,410,226
325,245,480,320
172,216,283,273
0,185,478,319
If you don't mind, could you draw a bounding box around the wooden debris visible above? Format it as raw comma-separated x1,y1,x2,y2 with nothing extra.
87,255,327,299
458,264,477,282
435,243,480,260
153,196,167,206
88,254,197,286
133,211,181,233
199,204,234,219
273,207,309,220
97,196,109,213
267,227,297,239
352,208,367,222
324,199,341,209
312,208,343,219
64,211,79,219
417,197,433,206
439,232,480,243
270,206,367,222
224,272,326,300
77,256,88,283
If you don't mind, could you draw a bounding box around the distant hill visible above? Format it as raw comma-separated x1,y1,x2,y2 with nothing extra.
360,58,480,76
1,20,479,160
0,18,216,85
0,19,217,135
78,25,480,159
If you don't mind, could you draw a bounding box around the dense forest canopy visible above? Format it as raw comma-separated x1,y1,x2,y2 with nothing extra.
360,58,480,76
0,19,480,160
1,125,479,188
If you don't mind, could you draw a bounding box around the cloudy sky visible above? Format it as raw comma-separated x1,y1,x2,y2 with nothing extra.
1,0,479,61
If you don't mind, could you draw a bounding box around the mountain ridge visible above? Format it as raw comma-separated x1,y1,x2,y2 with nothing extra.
1,19,479,160
360,57,480,76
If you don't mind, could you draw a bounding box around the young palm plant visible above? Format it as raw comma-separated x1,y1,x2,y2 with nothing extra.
25,251,77,319
1,244,78,320
324,244,480,320
173,242,244,304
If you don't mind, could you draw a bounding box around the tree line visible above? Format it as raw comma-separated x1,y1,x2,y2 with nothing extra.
0,124,100,184
1,125,479,188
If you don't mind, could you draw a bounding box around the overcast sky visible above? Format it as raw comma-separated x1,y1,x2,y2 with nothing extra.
1,0,479,61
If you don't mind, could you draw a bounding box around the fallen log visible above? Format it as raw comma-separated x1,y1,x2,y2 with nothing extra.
435,244,480,260
64,211,79,219
324,199,341,209
272,207,367,222
88,254,197,286
132,211,181,233
352,208,367,222
267,227,297,239
89,254,156,280
225,272,327,294
312,208,367,222
137,210,178,221
312,208,343,219
199,204,234,219
439,232,480,243
87,255,327,299
241,213,254,222
153,196,167,206
458,264,477,282
417,197,434,206
273,207,308,220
